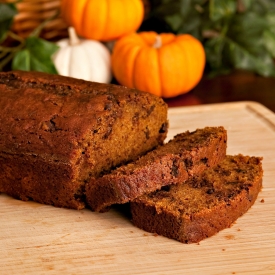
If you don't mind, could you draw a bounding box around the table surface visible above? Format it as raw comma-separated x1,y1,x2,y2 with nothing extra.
1,101,275,274
164,70,275,112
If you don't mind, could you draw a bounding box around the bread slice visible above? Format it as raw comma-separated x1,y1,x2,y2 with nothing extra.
86,126,227,212
0,70,168,209
131,155,263,243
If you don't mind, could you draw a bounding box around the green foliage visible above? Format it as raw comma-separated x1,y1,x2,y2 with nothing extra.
143,0,275,77
0,2,17,42
0,2,58,73
12,37,58,73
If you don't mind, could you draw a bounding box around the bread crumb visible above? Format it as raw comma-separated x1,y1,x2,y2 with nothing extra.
260,199,265,203
222,248,226,251
225,235,235,240
153,233,158,237
143,233,148,236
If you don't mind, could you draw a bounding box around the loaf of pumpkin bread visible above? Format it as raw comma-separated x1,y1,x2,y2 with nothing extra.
131,155,263,243
86,126,227,212
0,70,168,209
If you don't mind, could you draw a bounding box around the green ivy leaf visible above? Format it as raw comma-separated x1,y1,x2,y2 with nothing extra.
12,49,31,71
165,14,183,31
264,12,275,58
224,37,275,76
240,0,254,10
12,36,59,73
204,36,226,71
250,0,275,14
226,12,267,55
158,0,205,39
0,3,17,42
209,0,237,21
263,29,275,58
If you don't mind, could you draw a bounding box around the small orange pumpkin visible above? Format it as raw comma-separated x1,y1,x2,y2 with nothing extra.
111,31,206,98
60,0,144,42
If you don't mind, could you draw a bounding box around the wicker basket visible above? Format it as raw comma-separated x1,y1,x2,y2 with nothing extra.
4,0,150,41
4,0,68,41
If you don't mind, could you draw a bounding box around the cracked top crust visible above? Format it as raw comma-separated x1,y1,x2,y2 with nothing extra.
0,71,168,166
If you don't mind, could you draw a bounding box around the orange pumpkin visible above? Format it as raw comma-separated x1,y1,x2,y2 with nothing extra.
111,31,206,98
60,0,144,42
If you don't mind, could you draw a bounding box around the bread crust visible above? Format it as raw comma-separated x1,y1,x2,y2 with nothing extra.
131,155,263,243
86,127,227,212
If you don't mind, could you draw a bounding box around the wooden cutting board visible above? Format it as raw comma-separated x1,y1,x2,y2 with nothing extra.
1,101,275,275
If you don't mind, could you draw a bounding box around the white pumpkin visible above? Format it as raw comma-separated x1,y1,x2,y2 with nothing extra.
53,27,112,83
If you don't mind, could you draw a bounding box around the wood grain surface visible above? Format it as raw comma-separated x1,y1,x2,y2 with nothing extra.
1,101,274,274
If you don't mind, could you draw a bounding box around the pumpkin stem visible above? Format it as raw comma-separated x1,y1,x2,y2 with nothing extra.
68,27,80,46
153,35,162,49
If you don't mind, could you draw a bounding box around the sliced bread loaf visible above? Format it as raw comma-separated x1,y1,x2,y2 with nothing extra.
86,126,227,212
131,155,263,243
0,70,168,209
